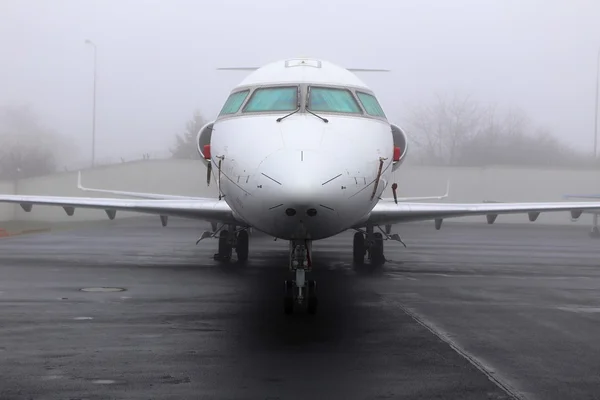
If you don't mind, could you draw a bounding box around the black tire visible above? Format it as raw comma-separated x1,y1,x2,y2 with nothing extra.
236,230,249,261
284,280,294,315
307,296,318,314
284,297,294,314
353,232,366,264
307,280,318,314
371,232,385,265
217,230,232,260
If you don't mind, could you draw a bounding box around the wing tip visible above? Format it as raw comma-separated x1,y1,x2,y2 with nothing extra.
77,171,84,191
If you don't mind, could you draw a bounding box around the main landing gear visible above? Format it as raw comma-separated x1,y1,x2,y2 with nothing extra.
591,214,600,238
353,226,387,265
213,225,249,262
284,240,318,315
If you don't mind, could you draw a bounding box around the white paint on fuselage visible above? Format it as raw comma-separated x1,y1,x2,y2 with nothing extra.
237,58,369,88
210,59,395,240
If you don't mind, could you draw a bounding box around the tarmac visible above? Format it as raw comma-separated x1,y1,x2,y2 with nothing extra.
0,217,599,399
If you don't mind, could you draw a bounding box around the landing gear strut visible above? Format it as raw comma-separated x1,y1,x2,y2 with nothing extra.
284,240,318,315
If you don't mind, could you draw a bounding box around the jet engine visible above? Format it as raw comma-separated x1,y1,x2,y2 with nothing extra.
390,124,408,171
196,121,215,167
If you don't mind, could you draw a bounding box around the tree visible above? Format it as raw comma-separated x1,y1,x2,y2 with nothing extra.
406,94,489,165
0,105,71,180
405,96,586,167
170,111,206,159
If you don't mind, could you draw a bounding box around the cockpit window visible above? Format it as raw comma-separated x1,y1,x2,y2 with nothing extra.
356,91,386,118
243,86,298,112
307,87,362,114
219,90,250,115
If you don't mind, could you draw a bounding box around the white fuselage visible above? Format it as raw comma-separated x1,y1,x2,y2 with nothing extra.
203,58,400,240
211,114,393,240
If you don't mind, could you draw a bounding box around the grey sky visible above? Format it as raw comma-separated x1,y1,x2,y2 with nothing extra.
1,0,599,165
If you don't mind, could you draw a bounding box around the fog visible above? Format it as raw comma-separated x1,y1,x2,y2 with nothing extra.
1,0,599,168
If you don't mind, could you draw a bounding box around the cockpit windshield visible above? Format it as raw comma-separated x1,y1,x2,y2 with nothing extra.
219,90,250,115
356,91,386,118
243,86,298,112
307,87,362,114
218,85,386,120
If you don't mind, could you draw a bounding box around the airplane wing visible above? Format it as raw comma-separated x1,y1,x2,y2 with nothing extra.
390,181,450,202
76,172,204,200
365,200,600,226
0,194,238,225
564,194,600,199
561,195,600,215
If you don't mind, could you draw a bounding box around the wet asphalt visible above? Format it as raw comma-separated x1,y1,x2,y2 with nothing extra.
0,217,599,400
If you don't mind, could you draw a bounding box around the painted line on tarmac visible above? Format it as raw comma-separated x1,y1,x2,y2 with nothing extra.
395,302,527,400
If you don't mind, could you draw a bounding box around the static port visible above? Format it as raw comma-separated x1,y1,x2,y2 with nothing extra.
285,208,297,216
306,208,318,217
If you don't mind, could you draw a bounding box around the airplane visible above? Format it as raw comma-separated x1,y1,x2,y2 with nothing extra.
563,194,600,237
4,57,600,315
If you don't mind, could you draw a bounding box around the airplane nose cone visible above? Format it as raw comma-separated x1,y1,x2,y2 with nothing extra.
260,149,340,210
255,149,347,239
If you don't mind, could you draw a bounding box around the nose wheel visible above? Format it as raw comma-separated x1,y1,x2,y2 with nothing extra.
284,277,318,315
284,241,318,315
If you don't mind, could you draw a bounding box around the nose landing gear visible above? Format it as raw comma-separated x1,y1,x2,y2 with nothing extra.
284,240,318,315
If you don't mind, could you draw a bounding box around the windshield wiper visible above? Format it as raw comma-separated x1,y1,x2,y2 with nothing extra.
306,108,329,123
305,87,329,123
276,107,300,122
276,85,301,123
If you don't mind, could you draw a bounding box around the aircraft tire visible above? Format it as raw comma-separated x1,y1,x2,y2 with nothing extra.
236,230,249,261
284,280,294,315
307,280,318,314
284,297,294,314
216,230,232,261
353,232,366,264
371,232,385,265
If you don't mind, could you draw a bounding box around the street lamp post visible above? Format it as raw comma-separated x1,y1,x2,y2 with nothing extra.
595,47,600,158
85,39,97,168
